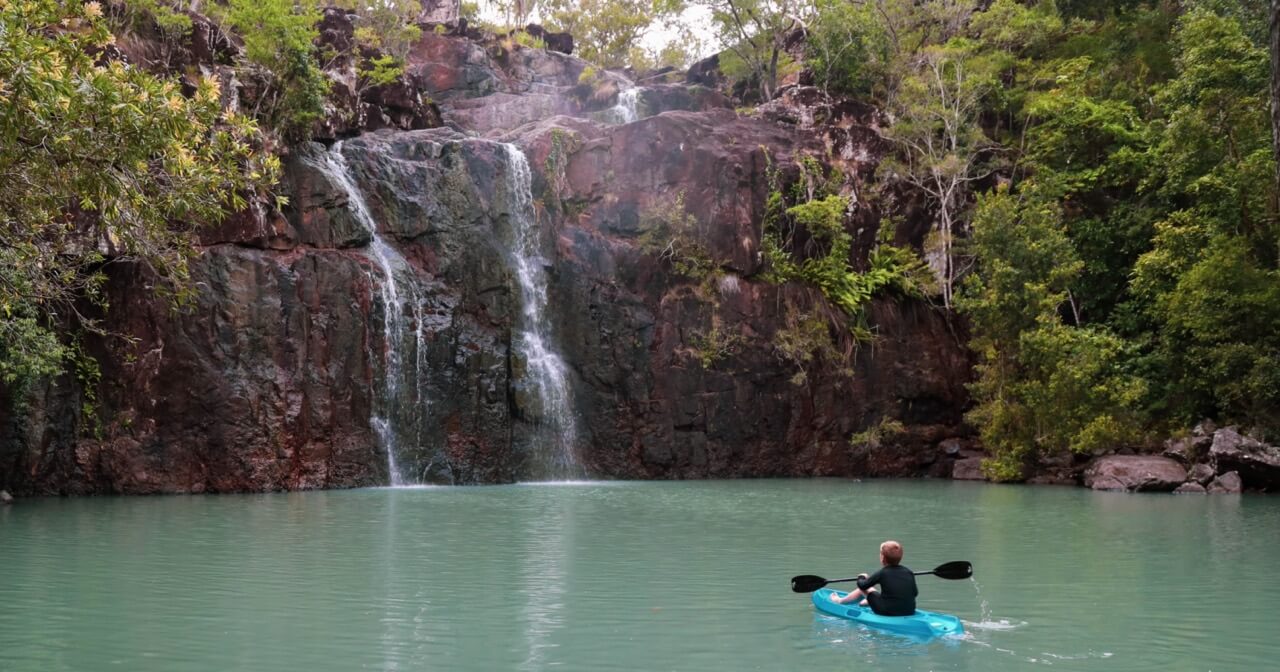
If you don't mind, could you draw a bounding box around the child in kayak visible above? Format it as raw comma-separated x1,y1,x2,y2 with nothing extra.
830,540,918,616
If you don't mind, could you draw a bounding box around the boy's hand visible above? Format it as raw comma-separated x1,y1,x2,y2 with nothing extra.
857,573,868,580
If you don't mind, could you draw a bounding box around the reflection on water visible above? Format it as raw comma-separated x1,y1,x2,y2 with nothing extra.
1,480,1278,671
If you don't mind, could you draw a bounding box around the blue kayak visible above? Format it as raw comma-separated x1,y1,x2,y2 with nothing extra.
811,588,964,639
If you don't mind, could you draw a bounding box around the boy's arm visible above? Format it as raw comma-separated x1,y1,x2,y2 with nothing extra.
856,569,882,591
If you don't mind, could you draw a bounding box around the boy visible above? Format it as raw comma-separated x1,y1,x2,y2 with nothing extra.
830,540,917,616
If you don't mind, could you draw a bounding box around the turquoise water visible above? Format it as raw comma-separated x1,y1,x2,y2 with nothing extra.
1,480,1276,671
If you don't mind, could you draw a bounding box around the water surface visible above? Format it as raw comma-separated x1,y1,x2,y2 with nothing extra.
2,480,1275,671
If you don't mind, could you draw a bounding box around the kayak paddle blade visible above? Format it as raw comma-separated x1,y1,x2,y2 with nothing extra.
790,575,828,593
930,561,973,580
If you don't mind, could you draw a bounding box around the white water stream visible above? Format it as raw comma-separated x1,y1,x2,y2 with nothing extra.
321,143,425,486
608,86,641,125
499,143,581,478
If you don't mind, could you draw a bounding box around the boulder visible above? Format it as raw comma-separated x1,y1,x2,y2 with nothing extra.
1186,463,1215,485
939,438,964,456
1207,471,1243,494
1173,482,1206,494
1209,428,1280,491
952,457,986,481
1082,455,1188,492
1162,433,1211,465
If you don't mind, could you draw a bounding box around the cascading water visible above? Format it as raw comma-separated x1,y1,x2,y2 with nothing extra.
320,143,424,486
499,143,582,479
607,86,641,125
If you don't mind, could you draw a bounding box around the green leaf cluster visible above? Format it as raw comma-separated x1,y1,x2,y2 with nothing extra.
210,0,329,140
941,2,1280,473
0,0,275,394
763,191,927,343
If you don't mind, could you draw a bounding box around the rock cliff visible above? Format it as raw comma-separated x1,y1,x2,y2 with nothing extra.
0,12,972,494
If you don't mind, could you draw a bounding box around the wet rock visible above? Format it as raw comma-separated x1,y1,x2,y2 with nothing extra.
1209,427,1280,491
1187,463,1216,485
1174,482,1207,494
1207,471,1243,494
1082,455,1188,492
0,490,12,505
952,457,986,481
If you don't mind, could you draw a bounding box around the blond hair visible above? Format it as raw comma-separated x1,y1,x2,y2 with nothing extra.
880,540,904,566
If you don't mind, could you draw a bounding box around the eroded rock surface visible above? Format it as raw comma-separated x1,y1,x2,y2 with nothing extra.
1209,428,1280,491
1083,455,1188,492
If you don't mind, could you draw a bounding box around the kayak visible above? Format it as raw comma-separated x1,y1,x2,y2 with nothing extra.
811,588,964,639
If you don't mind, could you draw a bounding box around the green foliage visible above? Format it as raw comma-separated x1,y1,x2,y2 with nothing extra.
850,417,907,452
879,36,1000,308
689,321,744,369
958,188,1147,480
512,29,547,50
691,0,806,100
115,0,194,39
805,0,890,97
773,310,849,385
763,192,927,343
638,192,719,283
338,0,422,91
0,0,276,396
212,0,329,140
542,0,667,69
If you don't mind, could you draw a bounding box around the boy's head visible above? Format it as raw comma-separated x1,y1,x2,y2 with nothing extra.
880,540,904,566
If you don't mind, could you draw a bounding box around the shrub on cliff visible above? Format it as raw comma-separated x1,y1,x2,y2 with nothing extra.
0,0,277,394
209,0,329,141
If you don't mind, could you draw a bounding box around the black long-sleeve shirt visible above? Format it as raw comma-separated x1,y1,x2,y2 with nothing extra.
856,564,918,616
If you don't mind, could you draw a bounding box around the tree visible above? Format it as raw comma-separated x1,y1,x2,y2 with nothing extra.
804,0,891,97
542,0,657,69
958,187,1146,480
0,0,276,390
879,38,998,308
1272,0,1280,193
691,0,806,100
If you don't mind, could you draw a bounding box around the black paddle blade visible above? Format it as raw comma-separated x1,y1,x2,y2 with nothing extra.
790,575,828,593
931,560,973,580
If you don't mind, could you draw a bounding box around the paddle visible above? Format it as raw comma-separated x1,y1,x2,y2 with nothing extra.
790,561,973,593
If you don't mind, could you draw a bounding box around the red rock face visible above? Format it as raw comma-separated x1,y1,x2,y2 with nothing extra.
508,110,970,479
0,23,974,494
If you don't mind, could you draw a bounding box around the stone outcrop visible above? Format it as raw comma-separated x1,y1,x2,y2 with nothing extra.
1208,427,1280,491
1083,455,1188,492
952,457,985,481
1161,423,1215,464
1186,463,1215,485
1207,471,1243,494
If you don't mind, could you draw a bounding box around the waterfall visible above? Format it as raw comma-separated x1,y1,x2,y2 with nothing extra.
607,86,641,125
499,143,582,480
321,143,423,486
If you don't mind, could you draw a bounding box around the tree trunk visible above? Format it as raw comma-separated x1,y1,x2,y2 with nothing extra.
1271,0,1280,193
